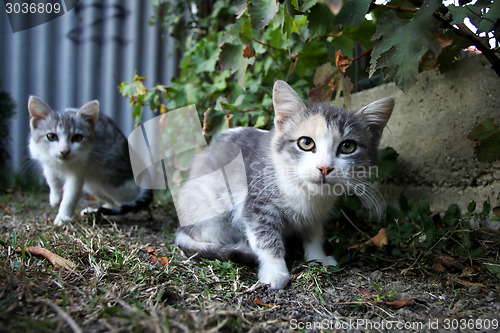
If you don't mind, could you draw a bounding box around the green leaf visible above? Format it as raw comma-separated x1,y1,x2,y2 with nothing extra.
478,1,500,33
446,4,470,25
119,82,135,97
474,132,500,162
468,118,500,140
133,104,143,125
218,43,255,89
301,0,318,12
374,147,399,180
203,107,230,137
254,111,269,128
307,3,336,39
248,0,280,29
468,118,500,162
370,0,441,92
221,23,243,46
239,17,253,45
285,0,304,15
442,204,461,226
467,200,476,213
399,193,411,213
485,263,500,279
333,0,371,27
283,3,296,40
192,41,221,74
481,201,491,216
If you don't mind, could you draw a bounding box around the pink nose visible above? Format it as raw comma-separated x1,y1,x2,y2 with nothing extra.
60,150,70,158
318,166,334,177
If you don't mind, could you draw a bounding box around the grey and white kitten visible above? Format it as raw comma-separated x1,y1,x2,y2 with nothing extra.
175,81,394,289
28,96,153,226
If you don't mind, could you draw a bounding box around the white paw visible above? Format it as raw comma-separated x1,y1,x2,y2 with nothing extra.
321,255,338,266
49,192,62,207
54,214,72,226
258,264,290,289
80,207,99,216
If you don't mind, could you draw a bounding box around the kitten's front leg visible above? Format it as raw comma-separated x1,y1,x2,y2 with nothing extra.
245,219,290,289
303,223,338,266
54,176,84,226
43,168,62,207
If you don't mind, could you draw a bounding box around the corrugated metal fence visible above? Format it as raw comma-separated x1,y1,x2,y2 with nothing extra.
0,0,177,177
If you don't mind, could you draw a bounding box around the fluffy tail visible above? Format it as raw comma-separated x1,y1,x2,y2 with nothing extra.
97,188,153,216
175,226,258,267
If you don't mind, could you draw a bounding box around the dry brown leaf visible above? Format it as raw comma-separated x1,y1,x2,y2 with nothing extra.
460,266,476,277
348,228,388,252
434,255,465,270
147,246,157,256
335,50,352,74
16,247,75,270
446,277,485,290
358,287,374,299
370,228,388,248
385,298,415,309
0,204,14,215
147,247,168,266
254,298,279,309
432,262,446,274
243,45,255,59
157,257,169,266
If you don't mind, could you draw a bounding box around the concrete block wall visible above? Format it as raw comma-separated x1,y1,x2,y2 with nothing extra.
351,55,500,213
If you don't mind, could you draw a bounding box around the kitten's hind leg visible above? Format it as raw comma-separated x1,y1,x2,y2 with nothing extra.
303,223,337,266
175,222,258,266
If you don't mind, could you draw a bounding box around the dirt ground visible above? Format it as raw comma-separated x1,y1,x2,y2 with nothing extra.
1,191,499,332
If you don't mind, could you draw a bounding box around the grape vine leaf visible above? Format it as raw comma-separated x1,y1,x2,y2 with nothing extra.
301,0,318,12
285,0,303,16
309,62,338,102
307,3,337,39
247,0,279,30
219,43,255,89
477,1,500,34
369,0,442,92
468,118,500,162
333,0,372,27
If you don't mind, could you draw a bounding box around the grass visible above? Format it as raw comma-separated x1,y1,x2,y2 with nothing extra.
1,189,499,332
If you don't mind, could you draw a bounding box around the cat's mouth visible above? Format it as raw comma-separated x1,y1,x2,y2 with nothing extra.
304,175,335,188
58,154,72,161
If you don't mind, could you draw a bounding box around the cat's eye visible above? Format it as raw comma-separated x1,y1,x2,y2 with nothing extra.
339,140,357,154
46,133,58,142
297,136,315,152
72,134,84,142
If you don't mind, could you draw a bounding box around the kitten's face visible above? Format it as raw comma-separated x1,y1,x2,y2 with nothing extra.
271,81,394,195
28,97,99,163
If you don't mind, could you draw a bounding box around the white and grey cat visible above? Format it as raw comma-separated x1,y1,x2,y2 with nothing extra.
175,80,394,289
28,96,153,226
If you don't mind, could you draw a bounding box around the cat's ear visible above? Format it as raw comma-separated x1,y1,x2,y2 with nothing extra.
28,96,52,129
273,80,307,131
355,98,394,132
77,100,100,126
